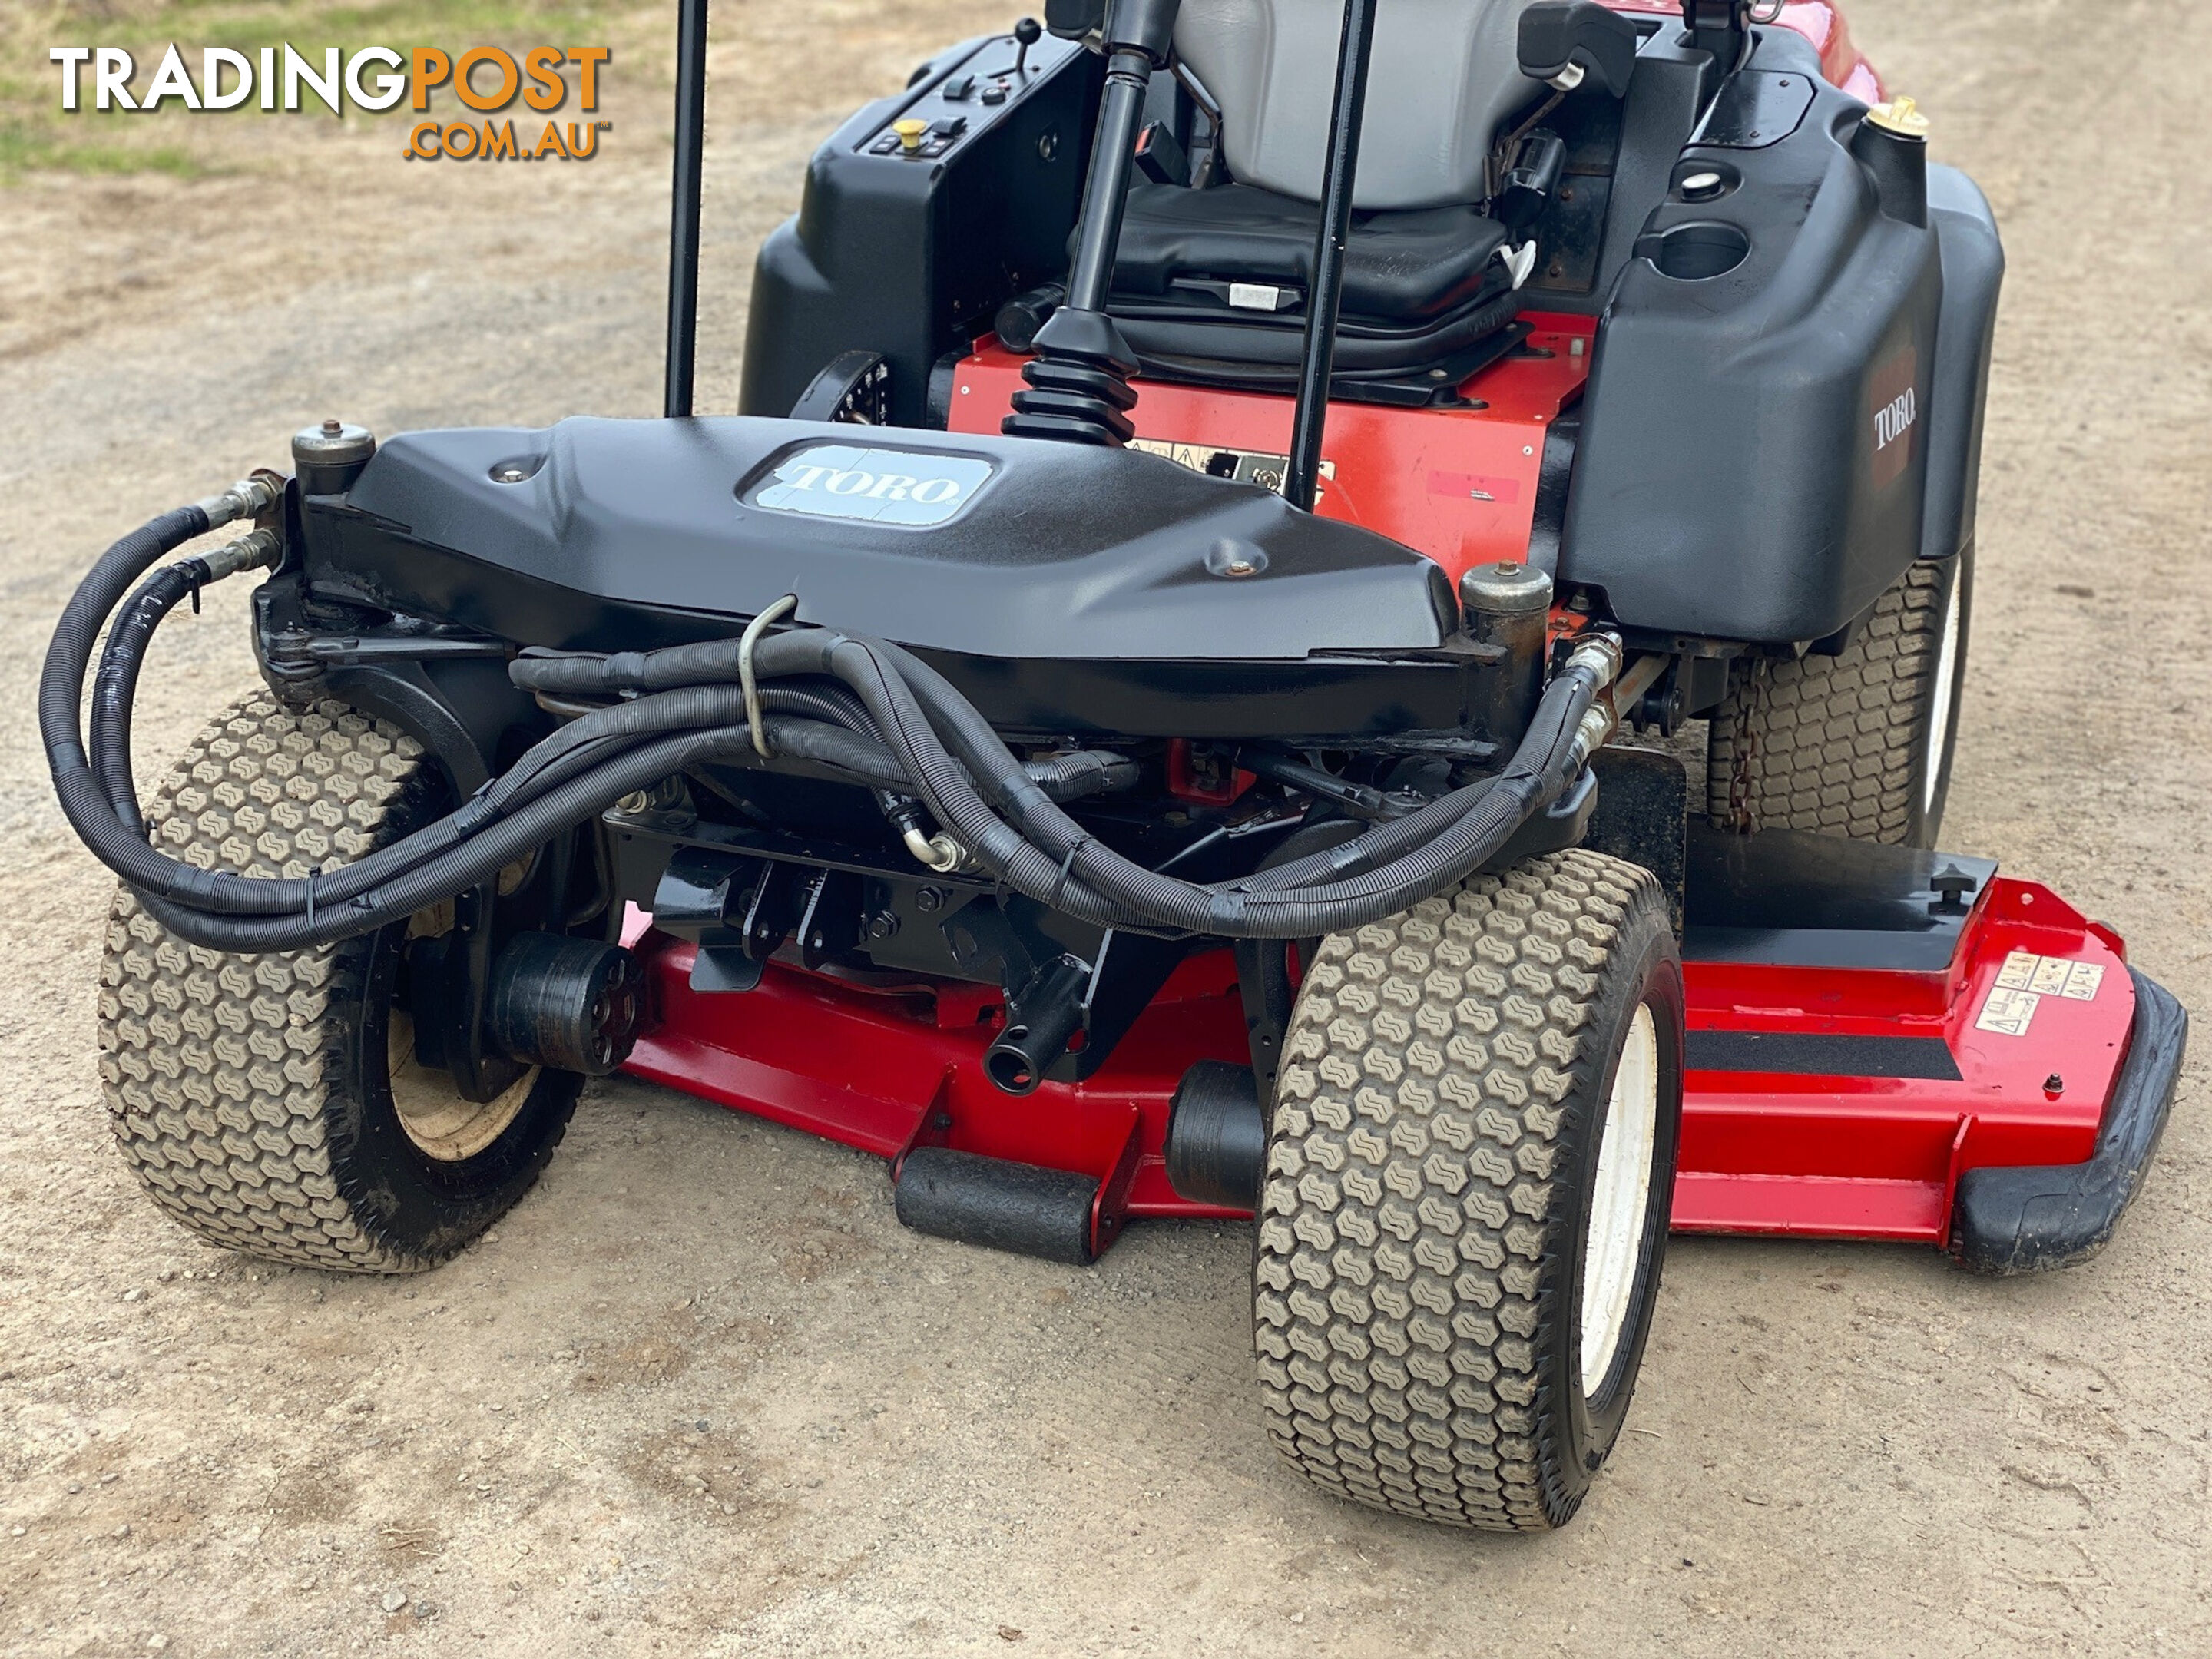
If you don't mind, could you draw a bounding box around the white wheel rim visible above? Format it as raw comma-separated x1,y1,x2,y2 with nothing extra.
1580,1003,1660,1399
386,1010,539,1164
1923,574,1964,816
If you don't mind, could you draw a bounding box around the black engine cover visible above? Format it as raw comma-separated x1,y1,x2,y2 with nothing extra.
302,417,1485,741
331,416,1456,661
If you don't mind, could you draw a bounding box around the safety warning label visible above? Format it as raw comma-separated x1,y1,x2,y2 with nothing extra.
1975,988,2041,1037
1995,951,2104,1001
1975,952,2105,1038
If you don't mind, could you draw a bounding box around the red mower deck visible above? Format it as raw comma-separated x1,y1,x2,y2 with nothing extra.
621,829,2177,1270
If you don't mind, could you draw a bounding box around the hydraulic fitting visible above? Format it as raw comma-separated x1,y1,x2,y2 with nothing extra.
199,528,282,582
194,474,285,531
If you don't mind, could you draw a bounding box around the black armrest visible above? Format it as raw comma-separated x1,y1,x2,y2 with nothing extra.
1519,2,1641,99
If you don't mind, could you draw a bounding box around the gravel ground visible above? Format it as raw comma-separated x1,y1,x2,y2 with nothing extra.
2,2,2207,1654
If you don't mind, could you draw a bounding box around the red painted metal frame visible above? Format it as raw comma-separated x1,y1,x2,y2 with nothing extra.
621,875,2141,1256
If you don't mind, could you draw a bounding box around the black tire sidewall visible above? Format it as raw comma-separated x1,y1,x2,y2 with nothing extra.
1907,547,1975,849
1545,896,1685,1518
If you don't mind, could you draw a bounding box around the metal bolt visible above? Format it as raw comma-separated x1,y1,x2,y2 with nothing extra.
321,419,343,435
916,886,947,913
867,912,901,940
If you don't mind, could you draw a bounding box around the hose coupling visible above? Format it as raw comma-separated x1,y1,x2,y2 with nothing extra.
1567,704,1617,772
902,825,965,873
1558,631,1627,771
199,528,282,581
195,475,285,531
877,790,965,873
1561,630,1624,688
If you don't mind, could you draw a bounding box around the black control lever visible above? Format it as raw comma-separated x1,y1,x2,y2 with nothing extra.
1004,0,1182,446
1013,15,1041,75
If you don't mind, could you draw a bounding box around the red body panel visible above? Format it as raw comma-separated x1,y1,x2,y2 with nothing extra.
622,876,2137,1255
946,318,1594,591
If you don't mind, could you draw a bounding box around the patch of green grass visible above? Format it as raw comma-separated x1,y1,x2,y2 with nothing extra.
0,121,210,179
3,0,645,180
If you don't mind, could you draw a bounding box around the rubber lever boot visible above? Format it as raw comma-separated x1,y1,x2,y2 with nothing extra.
1003,307,1140,446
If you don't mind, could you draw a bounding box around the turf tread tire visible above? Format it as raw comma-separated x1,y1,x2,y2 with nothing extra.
97,691,574,1273
1705,557,1965,846
1253,849,1676,1532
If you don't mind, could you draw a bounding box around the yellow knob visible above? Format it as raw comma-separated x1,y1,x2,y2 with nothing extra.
1867,95,1929,138
894,118,929,152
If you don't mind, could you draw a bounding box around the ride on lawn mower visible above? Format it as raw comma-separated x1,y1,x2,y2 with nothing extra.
45,0,2187,1532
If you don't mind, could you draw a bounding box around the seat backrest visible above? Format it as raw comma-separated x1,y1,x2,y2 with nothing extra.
1174,0,1545,211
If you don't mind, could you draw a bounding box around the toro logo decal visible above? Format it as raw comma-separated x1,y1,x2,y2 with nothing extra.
1869,345,1920,488
744,444,994,527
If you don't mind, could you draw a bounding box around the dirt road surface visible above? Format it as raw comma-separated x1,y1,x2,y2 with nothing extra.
2,2,2207,1654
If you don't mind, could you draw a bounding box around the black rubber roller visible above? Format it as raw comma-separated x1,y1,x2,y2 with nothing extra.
1165,1060,1265,1209
485,932,643,1076
894,1147,1099,1265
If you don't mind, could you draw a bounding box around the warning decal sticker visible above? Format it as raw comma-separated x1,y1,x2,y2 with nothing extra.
1993,951,2104,1002
1975,988,2041,1038
1975,952,2106,1038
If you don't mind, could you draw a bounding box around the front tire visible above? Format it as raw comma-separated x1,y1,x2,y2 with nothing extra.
1253,849,1684,1531
98,693,580,1273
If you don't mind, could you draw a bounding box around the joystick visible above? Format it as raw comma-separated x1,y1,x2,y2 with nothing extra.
1013,16,1041,77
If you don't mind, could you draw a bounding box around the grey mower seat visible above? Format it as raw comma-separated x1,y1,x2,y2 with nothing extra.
1103,0,1545,393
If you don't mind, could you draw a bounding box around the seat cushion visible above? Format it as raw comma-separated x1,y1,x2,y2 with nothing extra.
1111,182,1509,323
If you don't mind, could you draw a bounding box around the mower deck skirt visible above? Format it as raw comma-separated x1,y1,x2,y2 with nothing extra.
620,844,2184,1272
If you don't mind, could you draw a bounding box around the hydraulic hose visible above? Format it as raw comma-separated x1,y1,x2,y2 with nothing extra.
50,493,1618,953
42,488,280,898
91,561,204,837
90,530,283,834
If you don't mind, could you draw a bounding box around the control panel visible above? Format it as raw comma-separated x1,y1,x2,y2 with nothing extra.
860,28,1084,163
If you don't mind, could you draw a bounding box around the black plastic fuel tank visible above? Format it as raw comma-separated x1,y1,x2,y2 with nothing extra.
738,31,1103,429
1558,27,1998,646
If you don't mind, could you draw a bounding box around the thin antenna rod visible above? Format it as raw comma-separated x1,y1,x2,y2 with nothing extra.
1283,0,1379,512
665,0,710,419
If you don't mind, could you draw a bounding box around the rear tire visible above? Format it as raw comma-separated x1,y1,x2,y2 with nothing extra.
1253,849,1684,1531
97,692,580,1273
1706,550,1972,847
